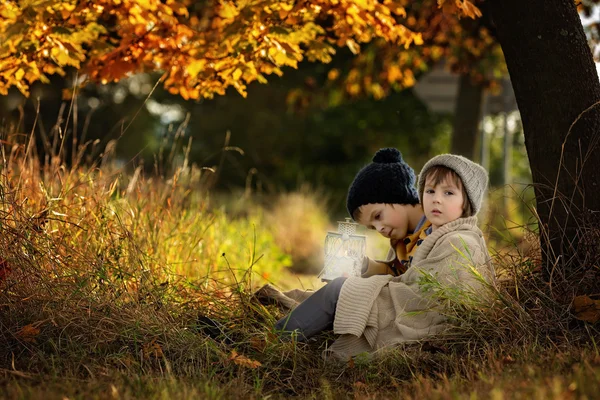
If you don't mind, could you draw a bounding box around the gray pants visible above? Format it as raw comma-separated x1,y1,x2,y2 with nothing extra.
275,277,347,340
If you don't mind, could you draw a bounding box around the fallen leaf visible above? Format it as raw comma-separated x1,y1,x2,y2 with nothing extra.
228,350,261,369
347,357,355,368
249,337,266,352
573,295,600,323
142,339,164,359
503,355,515,364
0,258,11,283
16,324,40,343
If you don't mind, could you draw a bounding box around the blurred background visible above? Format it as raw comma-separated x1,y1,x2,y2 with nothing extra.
0,43,537,279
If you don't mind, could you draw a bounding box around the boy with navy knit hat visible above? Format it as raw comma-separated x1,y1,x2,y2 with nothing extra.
276,151,495,360
346,148,431,277
275,148,431,338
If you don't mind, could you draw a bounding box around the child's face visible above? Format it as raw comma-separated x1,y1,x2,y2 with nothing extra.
422,175,465,231
356,203,411,240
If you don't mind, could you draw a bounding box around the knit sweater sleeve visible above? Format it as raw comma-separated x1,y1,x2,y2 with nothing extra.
334,275,393,336
360,246,397,277
401,231,491,294
361,258,396,277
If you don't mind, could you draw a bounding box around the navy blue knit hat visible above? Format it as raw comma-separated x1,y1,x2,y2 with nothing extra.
346,148,419,219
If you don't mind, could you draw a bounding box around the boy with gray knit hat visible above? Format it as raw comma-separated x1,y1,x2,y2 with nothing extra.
417,153,489,223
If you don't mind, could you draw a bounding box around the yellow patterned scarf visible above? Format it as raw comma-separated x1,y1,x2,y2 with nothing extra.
390,220,432,275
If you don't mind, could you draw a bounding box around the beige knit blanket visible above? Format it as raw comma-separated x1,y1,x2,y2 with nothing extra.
328,217,494,359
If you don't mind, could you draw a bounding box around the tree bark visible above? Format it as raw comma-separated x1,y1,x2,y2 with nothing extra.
450,73,484,159
489,0,600,274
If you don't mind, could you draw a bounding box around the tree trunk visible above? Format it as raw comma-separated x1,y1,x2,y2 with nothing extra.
501,107,512,218
501,80,515,217
450,73,484,159
489,0,600,275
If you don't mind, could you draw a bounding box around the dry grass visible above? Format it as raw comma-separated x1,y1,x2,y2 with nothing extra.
265,186,330,275
0,119,305,386
1,113,600,399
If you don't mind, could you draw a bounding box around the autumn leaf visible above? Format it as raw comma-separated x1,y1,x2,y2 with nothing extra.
455,0,482,19
387,65,403,82
347,357,355,368
16,324,41,343
0,258,11,284
346,39,360,54
228,350,262,369
573,295,600,323
503,355,516,364
15,68,25,81
142,338,164,359
232,68,242,81
218,1,239,19
0,0,432,99
249,337,266,352
328,68,340,80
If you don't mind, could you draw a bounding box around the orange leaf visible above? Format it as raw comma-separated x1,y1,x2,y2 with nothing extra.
347,357,355,368
228,350,262,369
573,295,600,323
180,86,190,100
0,258,11,284
218,2,239,19
142,339,164,359
328,68,340,80
62,88,74,100
502,355,515,364
249,337,266,351
16,324,41,343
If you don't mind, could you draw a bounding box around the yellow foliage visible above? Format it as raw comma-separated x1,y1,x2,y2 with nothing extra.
327,68,340,80
413,33,424,46
186,60,205,77
387,65,403,82
218,1,239,19
402,70,415,87
232,68,242,81
15,68,24,81
0,0,478,99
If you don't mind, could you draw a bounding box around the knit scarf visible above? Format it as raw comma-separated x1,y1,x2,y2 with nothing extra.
390,220,432,275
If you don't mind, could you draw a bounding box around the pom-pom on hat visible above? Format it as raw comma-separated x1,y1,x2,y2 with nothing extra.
346,148,419,219
417,154,489,215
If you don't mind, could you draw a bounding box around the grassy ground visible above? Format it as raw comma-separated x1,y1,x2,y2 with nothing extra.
1,129,600,399
3,345,600,399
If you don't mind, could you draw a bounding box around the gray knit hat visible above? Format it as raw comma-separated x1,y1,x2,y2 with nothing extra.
417,154,489,215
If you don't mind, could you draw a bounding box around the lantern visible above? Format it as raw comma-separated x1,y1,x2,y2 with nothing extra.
319,218,367,282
